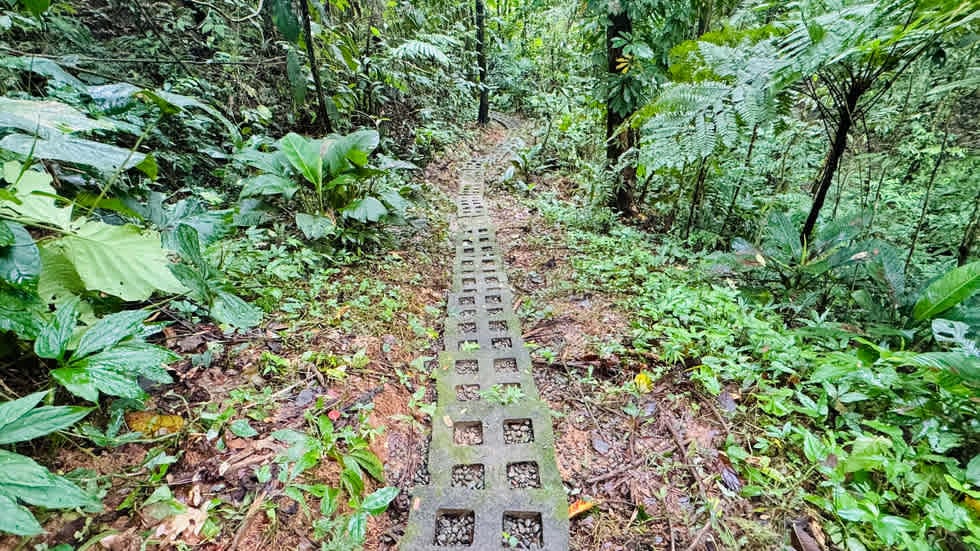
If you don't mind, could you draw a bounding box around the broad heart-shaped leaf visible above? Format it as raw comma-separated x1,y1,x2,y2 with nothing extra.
239,174,300,200
321,130,379,176
34,297,79,360
134,192,234,250
0,221,41,284
0,450,100,511
212,291,263,329
342,196,387,223
912,261,980,321
0,285,45,339
279,133,322,187
0,404,91,445
36,245,85,305
49,221,186,302
267,0,300,42
0,494,43,536
0,133,146,174
1,161,73,230
295,212,336,240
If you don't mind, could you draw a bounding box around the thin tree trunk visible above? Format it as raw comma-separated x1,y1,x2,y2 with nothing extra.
959,189,980,266
606,7,635,214
685,159,708,239
300,0,332,132
476,0,489,124
720,123,759,235
906,126,950,272
801,80,864,244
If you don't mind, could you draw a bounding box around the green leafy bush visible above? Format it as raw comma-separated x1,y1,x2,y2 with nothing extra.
236,129,415,249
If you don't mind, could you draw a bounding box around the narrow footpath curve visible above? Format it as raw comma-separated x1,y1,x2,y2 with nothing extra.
401,151,569,549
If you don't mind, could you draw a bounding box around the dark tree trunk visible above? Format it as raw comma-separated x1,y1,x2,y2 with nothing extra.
905,124,949,272
720,123,759,235
476,0,489,124
300,0,332,132
800,79,865,244
606,8,635,214
685,159,708,238
959,190,980,266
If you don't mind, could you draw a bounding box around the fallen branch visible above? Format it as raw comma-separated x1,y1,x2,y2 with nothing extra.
585,459,645,484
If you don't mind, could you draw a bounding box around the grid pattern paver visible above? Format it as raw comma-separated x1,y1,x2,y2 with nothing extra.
400,157,568,550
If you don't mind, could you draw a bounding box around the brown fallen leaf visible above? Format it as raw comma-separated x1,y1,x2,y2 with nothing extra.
154,505,208,542
125,411,184,436
791,518,825,551
568,499,597,519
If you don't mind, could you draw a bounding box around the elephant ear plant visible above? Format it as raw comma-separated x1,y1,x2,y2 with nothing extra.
236,129,415,248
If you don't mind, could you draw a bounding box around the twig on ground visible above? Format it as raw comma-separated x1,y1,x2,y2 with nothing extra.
664,413,711,506
684,521,713,551
585,459,646,484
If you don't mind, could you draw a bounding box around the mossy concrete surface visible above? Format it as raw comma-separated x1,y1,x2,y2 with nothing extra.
401,158,569,550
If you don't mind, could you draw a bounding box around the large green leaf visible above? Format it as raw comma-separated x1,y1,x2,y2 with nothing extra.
267,0,300,42
0,399,92,446
73,309,150,359
0,133,146,174
55,342,177,401
0,221,41,284
321,130,379,176
0,494,42,536
0,56,84,88
239,174,300,199
295,212,335,239
897,351,980,386
36,246,85,305
0,161,73,230
279,133,322,187
360,486,399,515
0,450,99,512
48,221,186,301
211,291,263,329
0,285,45,338
342,196,387,223
286,49,307,104
34,297,79,360
19,0,51,16
912,261,980,321
0,97,115,137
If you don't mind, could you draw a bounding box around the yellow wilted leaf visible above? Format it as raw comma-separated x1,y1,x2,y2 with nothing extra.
568,499,597,519
125,411,184,436
635,371,652,393
965,496,980,515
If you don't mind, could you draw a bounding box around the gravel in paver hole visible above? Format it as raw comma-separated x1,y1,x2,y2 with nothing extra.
434,510,475,546
492,337,513,349
485,295,502,304
502,512,543,549
489,320,508,332
462,278,476,286
454,422,483,445
504,419,533,444
495,358,519,373
455,360,478,374
456,384,480,401
459,322,477,333
451,464,485,489
459,296,475,305
488,307,503,315
507,462,541,488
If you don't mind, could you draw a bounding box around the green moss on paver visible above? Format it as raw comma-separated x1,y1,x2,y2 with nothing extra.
401,155,568,550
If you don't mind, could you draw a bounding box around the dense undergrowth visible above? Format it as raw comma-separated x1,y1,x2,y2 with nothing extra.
528,193,980,550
